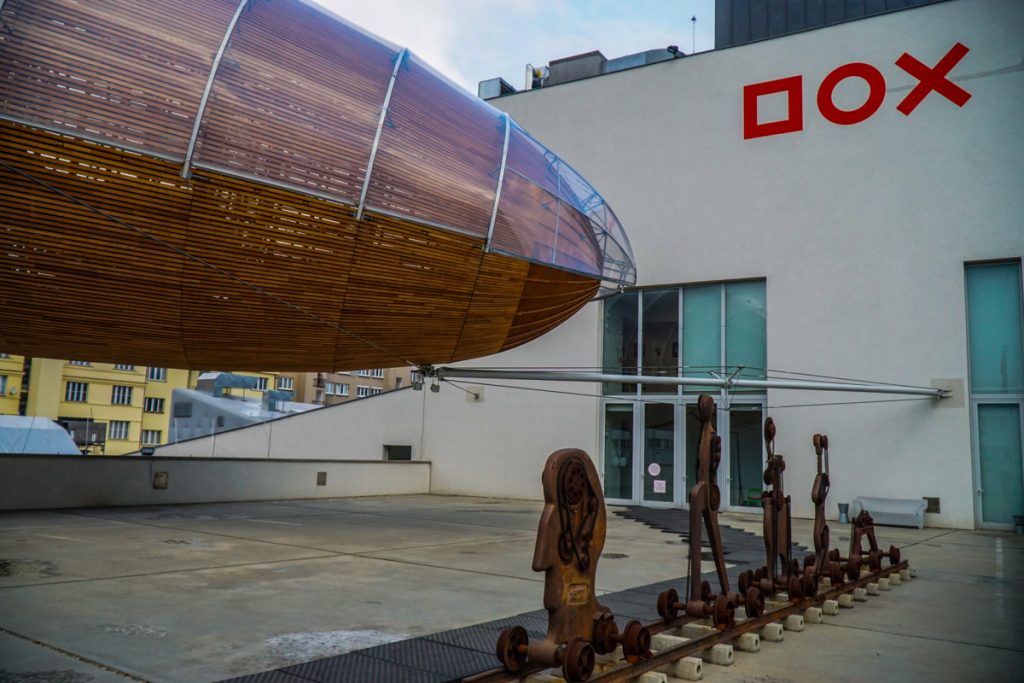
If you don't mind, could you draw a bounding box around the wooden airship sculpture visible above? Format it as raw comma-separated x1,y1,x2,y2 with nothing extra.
0,0,635,370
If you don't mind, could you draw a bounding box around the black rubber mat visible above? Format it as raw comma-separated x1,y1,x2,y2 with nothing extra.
219,507,807,683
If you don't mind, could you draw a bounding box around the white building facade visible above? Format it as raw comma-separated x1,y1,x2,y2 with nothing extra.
158,0,1022,530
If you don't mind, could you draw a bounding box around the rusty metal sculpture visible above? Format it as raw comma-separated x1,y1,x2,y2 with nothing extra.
756,418,809,597
809,434,847,588
496,449,649,681
827,509,902,581
658,395,764,627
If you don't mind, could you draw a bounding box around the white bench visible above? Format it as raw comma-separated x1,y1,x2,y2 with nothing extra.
850,497,927,528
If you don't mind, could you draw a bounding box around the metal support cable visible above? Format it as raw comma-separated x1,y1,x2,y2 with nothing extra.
437,368,948,398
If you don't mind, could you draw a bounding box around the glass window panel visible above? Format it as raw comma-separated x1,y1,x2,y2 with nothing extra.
683,285,722,394
643,403,674,502
978,403,1024,525
726,281,767,390
195,0,395,203
602,292,638,394
729,407,764,508
603,404,634,501
642,289,679,394
365,54,503,236
966,263,1024,394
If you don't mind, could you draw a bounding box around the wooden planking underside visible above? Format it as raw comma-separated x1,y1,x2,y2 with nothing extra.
0,120,598,370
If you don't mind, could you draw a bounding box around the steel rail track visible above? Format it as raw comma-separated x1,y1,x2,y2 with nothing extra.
463,561,909,683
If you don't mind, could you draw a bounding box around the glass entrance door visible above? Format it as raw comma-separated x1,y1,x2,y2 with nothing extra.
728,405,765,509
603,403,634,502
642,403,675,503
975,401,1024,527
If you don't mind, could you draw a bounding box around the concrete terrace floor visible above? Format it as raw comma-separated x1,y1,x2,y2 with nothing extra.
0,495,1021,683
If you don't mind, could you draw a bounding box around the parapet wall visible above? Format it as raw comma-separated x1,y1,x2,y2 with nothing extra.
0,456,430,510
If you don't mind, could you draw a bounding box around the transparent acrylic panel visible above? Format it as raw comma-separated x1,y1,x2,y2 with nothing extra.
642,289,679,394
966,263,1024,394
497,123,635,285
553,203,603,277
643,402,674,502
726,280,767,391
604,403,634,501
978,403,1024,525
195,0,395,202
683,285,722,393
365,53,504,236
729,407,764,508
0,0,239,157
602,291,638,394
491,170,558,263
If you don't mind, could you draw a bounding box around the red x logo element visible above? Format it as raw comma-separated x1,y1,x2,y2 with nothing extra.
895,42,971,116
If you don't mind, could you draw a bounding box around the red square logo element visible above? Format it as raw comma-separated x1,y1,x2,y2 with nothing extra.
743,75,804,140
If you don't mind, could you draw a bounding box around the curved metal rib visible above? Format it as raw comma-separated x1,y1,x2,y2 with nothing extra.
180,0,249,178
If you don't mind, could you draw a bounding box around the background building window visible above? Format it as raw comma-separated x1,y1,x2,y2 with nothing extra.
65,381,88,402
69,360,90,366
324,382,336,395
602,280,766,396
144,397,165,413
114,364,134,371
339,383,349,397
358,369,372,377
0,376,7,395
370,387,383,395
142,429,162,445
356,385,371,398
108,420,130,440
147,367,167,381
372,368,384,379
111,385,133,405
254,377,268,391
276,376,294,391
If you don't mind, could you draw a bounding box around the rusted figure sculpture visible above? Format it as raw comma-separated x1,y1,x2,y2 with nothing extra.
496,449,649,681
826,509,902,581
737,418,820,598
810,434,846,588
657,396,764,627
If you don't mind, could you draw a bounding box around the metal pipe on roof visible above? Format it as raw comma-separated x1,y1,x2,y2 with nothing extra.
435,368,949,398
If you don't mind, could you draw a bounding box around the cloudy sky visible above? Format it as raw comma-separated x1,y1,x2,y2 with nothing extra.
314,0,717,94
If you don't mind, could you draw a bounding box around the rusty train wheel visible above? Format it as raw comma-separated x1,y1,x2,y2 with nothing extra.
829,560,844,587
621,620,651,658
738,569,753,593
590,613,618,655
828,548,840,562
889,545,901,566
713,593,735,628
745,586,764,618
804,553,817,569
563,638,595,682
868,549,882,572
657,588,680,622
787,573,803,599
495,625,529,672
802,570,818,597
847,554,861,581
700,581,713,602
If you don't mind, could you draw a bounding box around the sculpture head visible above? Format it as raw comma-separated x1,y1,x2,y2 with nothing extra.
533,449,606,615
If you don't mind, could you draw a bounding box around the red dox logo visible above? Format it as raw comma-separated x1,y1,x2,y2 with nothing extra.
743,43,972,140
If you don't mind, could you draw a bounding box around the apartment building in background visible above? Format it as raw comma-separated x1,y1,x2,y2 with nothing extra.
281,368,416,406
0,357,413,454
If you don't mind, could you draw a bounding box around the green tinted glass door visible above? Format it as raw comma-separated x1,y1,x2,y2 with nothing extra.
604,403,634,500
643,403,674,502
978,403,1024,525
